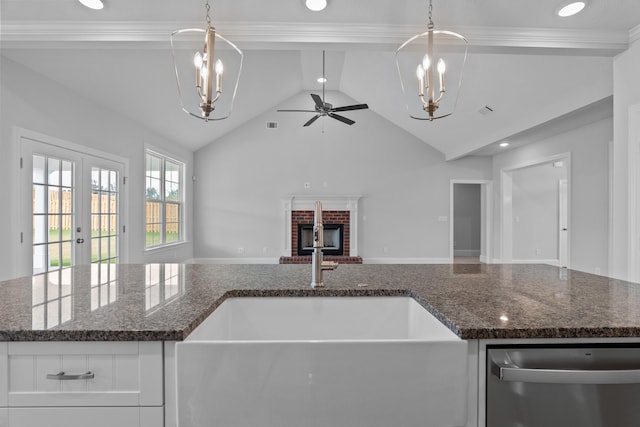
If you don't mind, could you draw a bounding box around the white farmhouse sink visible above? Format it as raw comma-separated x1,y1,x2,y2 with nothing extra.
176,297,468,427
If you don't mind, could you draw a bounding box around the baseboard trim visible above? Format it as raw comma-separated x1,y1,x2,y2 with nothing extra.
491,259,560,266
363,257,452,264
186,258,281,264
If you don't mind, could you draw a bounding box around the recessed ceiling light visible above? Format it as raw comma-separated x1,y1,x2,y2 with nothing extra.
556,1,587,17
78,0,104,10
306,0,327,12
499,142,510,148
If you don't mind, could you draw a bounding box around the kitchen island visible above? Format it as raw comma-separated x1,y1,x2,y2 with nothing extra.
2,263,640,341
1,263,640,427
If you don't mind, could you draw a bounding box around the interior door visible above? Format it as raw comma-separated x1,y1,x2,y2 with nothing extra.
20,137,124,276
559,179,568,268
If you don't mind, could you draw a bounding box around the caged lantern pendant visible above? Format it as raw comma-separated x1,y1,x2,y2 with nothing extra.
395,0,468,121
170,0,243,121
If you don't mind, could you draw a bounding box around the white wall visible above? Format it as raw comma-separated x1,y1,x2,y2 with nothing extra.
492,116,611,274
0,56,195,281
612,38,640,281
192,91,492,263
453,184,481,256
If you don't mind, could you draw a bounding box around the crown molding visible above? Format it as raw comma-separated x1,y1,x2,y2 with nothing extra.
0,20,630,54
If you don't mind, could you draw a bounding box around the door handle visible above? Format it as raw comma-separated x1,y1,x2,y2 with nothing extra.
76,238,85,244
491,350,640,384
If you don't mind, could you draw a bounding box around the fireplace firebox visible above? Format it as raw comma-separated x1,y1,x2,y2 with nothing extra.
297,223,344,256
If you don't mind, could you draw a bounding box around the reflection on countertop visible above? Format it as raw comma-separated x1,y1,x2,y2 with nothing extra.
1,263,640,342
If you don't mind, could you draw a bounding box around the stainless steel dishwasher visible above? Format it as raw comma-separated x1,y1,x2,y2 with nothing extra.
487,345,640,426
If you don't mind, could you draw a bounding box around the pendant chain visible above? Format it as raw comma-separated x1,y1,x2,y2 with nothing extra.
205,1,212,26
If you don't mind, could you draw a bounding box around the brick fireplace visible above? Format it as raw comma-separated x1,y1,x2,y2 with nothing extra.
280,195,362,264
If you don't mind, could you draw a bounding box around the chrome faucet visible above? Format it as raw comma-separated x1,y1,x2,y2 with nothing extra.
310,201,338,288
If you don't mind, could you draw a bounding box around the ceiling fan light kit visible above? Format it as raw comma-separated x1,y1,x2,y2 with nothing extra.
395,0,468,121
278,51,369,127
170,0,243,121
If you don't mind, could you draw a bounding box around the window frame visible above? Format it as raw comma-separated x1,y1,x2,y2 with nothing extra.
144,149,185,250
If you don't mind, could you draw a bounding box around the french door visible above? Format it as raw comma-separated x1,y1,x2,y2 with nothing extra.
21,137,125,275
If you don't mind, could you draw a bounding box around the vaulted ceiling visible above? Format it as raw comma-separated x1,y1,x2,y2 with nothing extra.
2,0,639,159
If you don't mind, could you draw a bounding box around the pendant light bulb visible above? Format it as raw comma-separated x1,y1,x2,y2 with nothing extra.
437,58,446,74
194,52,203,68
215,59,224,75
422,54,431,70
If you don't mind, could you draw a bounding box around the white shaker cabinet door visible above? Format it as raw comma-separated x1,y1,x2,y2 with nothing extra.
0,409,7,427
6,341,162,407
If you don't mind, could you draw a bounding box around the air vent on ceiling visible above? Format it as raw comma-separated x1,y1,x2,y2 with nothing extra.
478,105,494,115
266,121,278,129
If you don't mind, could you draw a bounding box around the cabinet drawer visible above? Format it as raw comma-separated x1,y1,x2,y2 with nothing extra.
8,406,163,427
7,341,162,407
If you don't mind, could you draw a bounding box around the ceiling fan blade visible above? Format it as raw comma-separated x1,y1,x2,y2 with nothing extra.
331,104,369,112
277,109,317,112
328,113,355,125
303,115,321,127
310,93,324,109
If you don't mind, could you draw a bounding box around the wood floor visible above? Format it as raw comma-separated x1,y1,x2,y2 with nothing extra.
453,256,482,264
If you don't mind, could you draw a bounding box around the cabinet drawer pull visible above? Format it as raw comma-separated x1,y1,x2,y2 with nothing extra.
46,371,95,380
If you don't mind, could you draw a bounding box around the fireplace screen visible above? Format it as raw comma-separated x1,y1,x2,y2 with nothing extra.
297,224,344,256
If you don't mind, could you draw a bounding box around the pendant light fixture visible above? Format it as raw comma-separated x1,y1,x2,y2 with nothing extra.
170,0,243,121
395,0,468,121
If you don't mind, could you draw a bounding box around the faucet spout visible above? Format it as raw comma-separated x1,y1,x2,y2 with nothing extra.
310,201,338,288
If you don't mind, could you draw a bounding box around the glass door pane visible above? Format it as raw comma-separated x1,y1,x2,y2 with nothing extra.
32,154,76,275
90,166,119,264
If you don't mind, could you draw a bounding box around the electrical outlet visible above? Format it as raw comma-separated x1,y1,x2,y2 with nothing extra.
262,247,268,255
535,248,541,256
304,182,311,189
237,247,245,255
383,246,389,253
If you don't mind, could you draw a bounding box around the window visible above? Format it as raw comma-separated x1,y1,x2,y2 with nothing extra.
145,150,184,248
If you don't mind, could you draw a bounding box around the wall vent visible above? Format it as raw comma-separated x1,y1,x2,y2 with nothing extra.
266,121,278,129
478,105,494,115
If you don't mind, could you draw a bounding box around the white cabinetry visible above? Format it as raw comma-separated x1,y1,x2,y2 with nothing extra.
3,341,163,427
1,342,7,427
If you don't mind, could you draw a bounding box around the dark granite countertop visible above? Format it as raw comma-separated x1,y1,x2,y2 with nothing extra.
1,263,640,341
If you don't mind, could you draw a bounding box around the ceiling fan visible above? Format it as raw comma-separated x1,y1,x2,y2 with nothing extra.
278,51,369,127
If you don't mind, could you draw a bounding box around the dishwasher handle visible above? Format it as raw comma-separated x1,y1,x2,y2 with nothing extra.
491,351,640,385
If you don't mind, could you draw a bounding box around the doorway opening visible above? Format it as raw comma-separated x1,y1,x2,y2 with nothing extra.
450,180,493,264
500,153,570,266
17,128,129,279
